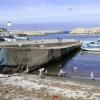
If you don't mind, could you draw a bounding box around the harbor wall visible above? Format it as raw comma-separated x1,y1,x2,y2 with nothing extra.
0,40,80,73
1,44,80,70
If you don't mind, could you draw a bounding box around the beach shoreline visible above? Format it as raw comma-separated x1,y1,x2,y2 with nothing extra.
0,73,100,100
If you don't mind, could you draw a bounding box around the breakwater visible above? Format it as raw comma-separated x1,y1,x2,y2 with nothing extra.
0,39,80,73
10,30,65,36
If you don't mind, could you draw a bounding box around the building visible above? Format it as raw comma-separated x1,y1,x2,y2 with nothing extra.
70,27,100,34
0,28,8,36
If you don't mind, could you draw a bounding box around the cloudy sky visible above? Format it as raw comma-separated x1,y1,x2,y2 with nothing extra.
0,0,100,24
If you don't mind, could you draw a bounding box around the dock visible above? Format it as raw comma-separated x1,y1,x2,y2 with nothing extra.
0,39,81,72
10,30,65,35
0,39,80,49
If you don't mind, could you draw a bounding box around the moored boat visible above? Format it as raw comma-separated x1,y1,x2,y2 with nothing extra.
3,37,16,42
81,40,100,51
13,34,28,41
81,46,100,51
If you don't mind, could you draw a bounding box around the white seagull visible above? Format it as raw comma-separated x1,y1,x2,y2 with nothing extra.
38,68,47,78
72,66,78,72
58,68,66,77
23,66,29,74
90,72,95,80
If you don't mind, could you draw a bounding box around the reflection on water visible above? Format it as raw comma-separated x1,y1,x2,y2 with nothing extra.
29,34,100,41
45,49,79,76
80,50,100,55
63,50,100,78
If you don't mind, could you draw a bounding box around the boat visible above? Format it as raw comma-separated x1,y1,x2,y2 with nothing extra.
2,34,28,42
13,34,28,41
3,37,16,42
81,46,100,51
14,36,28,40
81,40,100,51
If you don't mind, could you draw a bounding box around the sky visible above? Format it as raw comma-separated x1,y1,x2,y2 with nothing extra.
0,0,100,25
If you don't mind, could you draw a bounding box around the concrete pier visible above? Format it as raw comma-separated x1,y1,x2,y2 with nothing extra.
10,30,65,35
0,39,80,71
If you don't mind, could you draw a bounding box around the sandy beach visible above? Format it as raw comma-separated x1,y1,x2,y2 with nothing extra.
0,73,100,100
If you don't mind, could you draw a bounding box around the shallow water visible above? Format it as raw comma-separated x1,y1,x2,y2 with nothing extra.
44,49,100,79
29,33,100,41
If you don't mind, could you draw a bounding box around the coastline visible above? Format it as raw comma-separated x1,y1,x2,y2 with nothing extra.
12,31,47,36
10,30,64,36
0,73,100,100
70,33,100,35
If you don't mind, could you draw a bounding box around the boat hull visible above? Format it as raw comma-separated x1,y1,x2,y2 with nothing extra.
81,47,100,52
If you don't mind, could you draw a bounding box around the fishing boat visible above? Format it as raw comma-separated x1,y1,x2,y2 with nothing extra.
3,37,16,42
2,35,16,42
2,34,28,42
81,40,100,51
13,34,28,41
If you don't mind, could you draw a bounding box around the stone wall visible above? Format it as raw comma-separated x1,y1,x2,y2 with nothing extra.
2,46,78,66
0,42,80,73
2,48,62,67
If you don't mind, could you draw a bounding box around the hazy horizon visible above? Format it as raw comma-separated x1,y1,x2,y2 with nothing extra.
1,23,100,31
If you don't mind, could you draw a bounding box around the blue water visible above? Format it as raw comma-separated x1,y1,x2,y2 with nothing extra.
63,51,100,78
29,33,100,41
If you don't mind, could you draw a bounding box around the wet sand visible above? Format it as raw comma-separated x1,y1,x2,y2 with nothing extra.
0,73,100,100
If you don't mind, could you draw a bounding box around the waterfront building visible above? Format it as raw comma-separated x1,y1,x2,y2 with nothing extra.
70,27,100,34
0,28,8,36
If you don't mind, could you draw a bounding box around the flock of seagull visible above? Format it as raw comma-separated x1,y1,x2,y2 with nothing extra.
36,65,95,80
0,65,94,81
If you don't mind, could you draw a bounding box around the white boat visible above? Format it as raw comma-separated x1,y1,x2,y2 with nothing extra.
3,37,16,42
81,40,100,51
13,35,28,41
14,36,28,40
81,46,100,51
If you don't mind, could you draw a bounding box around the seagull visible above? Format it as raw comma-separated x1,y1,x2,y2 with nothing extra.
23,66,29,74
18,43,22,47
39,68,45,72
68,8,72,11
38,68,47,78
39,68,47,78
45,69,48,74
72,66,78,72
90,72,95,80
58,68,66,77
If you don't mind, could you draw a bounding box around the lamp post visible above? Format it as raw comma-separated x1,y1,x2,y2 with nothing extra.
7,21,12,36
7,21,12,27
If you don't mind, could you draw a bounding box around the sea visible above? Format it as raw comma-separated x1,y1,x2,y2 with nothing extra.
1,23,100,80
